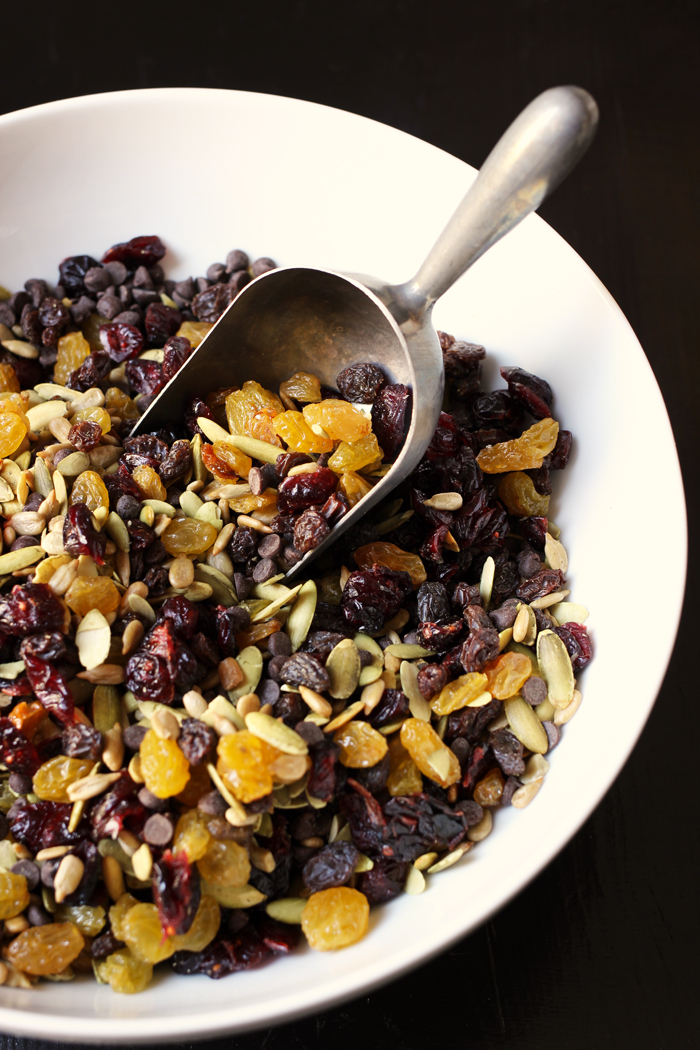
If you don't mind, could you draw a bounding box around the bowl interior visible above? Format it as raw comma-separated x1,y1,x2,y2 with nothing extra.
0,88,686,1043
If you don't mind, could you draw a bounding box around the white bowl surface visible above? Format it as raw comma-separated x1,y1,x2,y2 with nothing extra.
0,88,686,1043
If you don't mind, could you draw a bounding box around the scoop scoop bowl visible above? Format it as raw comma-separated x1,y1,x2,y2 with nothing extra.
135,85,598,579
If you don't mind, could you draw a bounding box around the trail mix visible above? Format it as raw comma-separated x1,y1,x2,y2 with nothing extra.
0,236,591,993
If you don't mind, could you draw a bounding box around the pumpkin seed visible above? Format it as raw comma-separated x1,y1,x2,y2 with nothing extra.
245,711,308,755
194,563,237,606
548,521,561,539
498,627,513,651
403,866,426,895
530,589,570,609
324,700,365,734
399,661,431,721
305,789,327,809
512,603,537,645
467,809,493,842
360,679,385,715
26,400,68,432
141,499,176,517
536,630,575,708
251,583,302,623
521,753,549,783
32,458,53,498
535,697,556,722
265,898,306,924
427,844,471,873
479,556,495,609
53,469,68,512
195,502,223,530
353,633,383,660
181,581,213,602
544,532,568,572
252,580,290,601
105,512,130,552
128,593,156,624
179,490,204,518
75,609,111,670
208,695,246,730
56,451,90,476
553,688,582,726
224,646,261,701
414,852,439,871
511,778,544,809
504,697,549,754
374,509,414,536
285,579,317,651
326,638,361,699
359,664,382,686
0,546,45,574
34,383,80,402
466,691,494,708
384,643,435,660
92,685,122,735
549,601,588,625
202,881,266,908
2,338,39,359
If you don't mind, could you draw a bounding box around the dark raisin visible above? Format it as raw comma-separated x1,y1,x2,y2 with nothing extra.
357,857,409,904
341,565,413,632
302,841,359,892
275,451,312,477
61,725,103,761
160,440,193,486
490,728,526,776
184,396,213,436
335,363,386,403
272,692,306,727
228,525,258,563
0,717,40,776
459,628,500,673
279,652,330,692
371,383,410,459
162,336,192,382
178,719,216,765
368,689,410,729
191,284,235,323
416,582,451,624
515,568,565,603
293,508,330,553
500,365,553,419
68,420,103,452
62,504,106,564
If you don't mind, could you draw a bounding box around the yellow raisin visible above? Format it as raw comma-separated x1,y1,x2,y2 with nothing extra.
225,381,283,445
130,464,166,500
81,311,111,352
108,893,139,940
235,618,283,650
333,720,388,768
55,904,106,937
6,921,84,976
0,869,30,919
498,472,550,517
216,730,281,803
72,405,111,435
0,363,20,393
301,887,369,951
303,400,370,443
171,895,220,952
65,575,121,616
161,517,218,556
473,767,505,807
105,386,140,420
140,729,190,798
95,948,153,994
54,330,91,385
430,672,490,716
328,432,383,473
339,470,373,506
173,808,212,862
32,756,94,802
272,411,333,454
0,411,27,458
399,719,461,788
176,320,213,347
476,418,559,473
196,839,251,888
201,441,252,481
484,652,532,699
121,902,175,963
279,371,322,403
69,469,110,513
353,541,427,587
227,489,278,515
386,754,423,796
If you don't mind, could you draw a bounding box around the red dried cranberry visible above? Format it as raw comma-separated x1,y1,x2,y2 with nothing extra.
0,582,66,636
99,323,144,362
124,358,165,396
126,520,155,550
171,927,272,978
61,724,103,761
162,336,193,382
371,383,410,459
90,772,144,839
275,451,312,477
153,850,201,938
552,622,592,670
417,620,465,651
102,235,166,270
277,467,338,514
0,717,40,775
144,303,182,347
339,780,385,854
23,654,75,726
160,596,199,640
63,504,107,564
58,255,100,297
10,798,89,851
550,429,572,470
160,440,193,486
19,632,67,662
320,491,350,525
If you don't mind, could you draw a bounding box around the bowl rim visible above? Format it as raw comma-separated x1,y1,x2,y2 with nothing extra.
0,85,687,1044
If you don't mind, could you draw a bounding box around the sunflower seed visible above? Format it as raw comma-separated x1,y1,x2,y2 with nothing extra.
535,698,557,722
512,603,537,645
361,679,386,715
467,809,493,842
323,700,365,734
2,338,39,359
404,866,426,895
536,630,575,708
414,852,439,871
285,579,317,652
53,855,85,903
521,753,550,783
427,844,472,873
553,688,582,726
26,400,68,432
504,697,549,754
511,778,544,809
326,638,361,699
498,627,513,651
422,492,463,510
245,711,308,755
0,546,44,574
34,383,80,402
66,772,121,802
0,661,24,680
131,843,153,882
549,601,589,625
298,686,333,718
479,556,495,609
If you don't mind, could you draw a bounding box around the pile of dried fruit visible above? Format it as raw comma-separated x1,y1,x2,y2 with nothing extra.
0,236,590,993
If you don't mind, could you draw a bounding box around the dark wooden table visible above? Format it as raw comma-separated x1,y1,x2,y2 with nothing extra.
0,1,697,1047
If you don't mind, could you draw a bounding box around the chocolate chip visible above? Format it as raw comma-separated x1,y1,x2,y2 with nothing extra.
206,262,226,283
142,813,175,847
252,557,278,583
197,790,228,817
266,631,291,657
27,904,51,926
258,679,280,705
225,249,249,273
11,860,39,890
123,724,148,750
251,257,276,276
103,260,128,285
543,721,560,749
521,676,547,706
83,266,111,294
137,787,169,811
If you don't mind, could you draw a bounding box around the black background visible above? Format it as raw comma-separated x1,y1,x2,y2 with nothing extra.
0,1,698,1047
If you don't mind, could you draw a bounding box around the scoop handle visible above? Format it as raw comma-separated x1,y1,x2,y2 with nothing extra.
395,86,598,315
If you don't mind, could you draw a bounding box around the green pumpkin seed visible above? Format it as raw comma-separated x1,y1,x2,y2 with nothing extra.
325,638,361,699
202,881,266,908
251,583,302,623
0,545,45,574
191,433,207,483
427,844,471,873
105,512,130,552
549,601,588,625
32,457,53,498
194,564,237,606
384,643,435,659
504,697,549,754
141,499,176,517
265,898,307,924
544,532,568,572
245,711,308,755
228,645,263,700
180,490,204,518
536,630,575,708
353,633,383,659
400,660,431,721
92,685,122,735
285,579,317,651
359,664,382,686
404,866,426,895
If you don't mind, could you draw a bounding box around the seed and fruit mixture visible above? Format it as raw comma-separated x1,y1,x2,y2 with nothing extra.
0,236,590,992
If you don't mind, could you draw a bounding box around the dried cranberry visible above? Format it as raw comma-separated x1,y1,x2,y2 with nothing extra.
23,655,75,726
339,780,386,854
171,927,271,978
275,451,312,477
63,504,107,564
307,740,339,803
277,467,338,514
341,565,413,632
0,717,40,776
319,491,350,525
550,429,573,470
183,395,213,436
68,420,103,452
125,358,165,396
255,912,301,954
59,255,100,297
293,508,330,553
0,582,66,636
371,383,410,459
153,849,201,938
500,365,553,419
162,336,193,382
67,350,114,392
126,519,155,550
451,489,509,554
61,724,103,761
472,390,524,433
382,793,467,862
18,631,66,662
178,719,216,765
99,322,144,362
216,605,250,656
10,797,88,851
90,771,144,839
460,628,500,673
145,302,182,346
160,596,199,640
102,235,166,270
336,363,386,403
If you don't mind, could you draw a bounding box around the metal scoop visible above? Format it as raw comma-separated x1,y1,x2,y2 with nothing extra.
135,85,598,581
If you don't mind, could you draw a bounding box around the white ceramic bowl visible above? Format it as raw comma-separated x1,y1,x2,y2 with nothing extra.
0,88,686,1044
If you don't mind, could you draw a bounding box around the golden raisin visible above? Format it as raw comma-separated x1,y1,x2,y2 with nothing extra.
498,472,550,517
55,904,106,937
54,330,91,385
73,405,111,435
280,371,322,404
483,652,532,699
235,618,282,650
0,363,20,393
339,470,373,506
108,893,139,941
0,870,30,919
95,948,153,994
201,441,252,481
303,400,370,443
225,381,283,445
301,887,369,951
140,729,191,798
176,320,213,347
175,761,212,807
32,756,94,802
121,902,175,963
430,672,490,716
196,839,251,888
386,754,423,796
216,730,281,803
328,432,383,473
65,575,121,616
399,719,460,788
353,541,427,587
476,418,559,473
227,489,278,515
272,411,333,454
132,465,167,501
105,386,140,420
6,921,84,975
173,808,212,863
334,720,388,768
473,767,505,807
161,517,218,556
0,411,27,458
171,895,220,952
69,469,110,513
